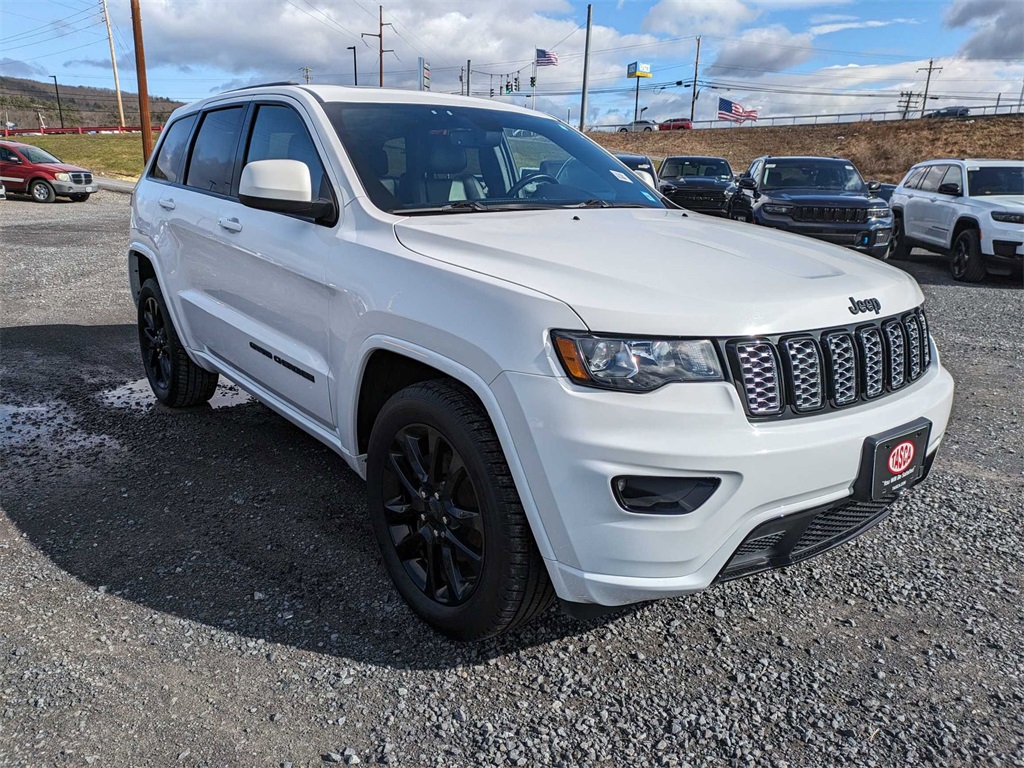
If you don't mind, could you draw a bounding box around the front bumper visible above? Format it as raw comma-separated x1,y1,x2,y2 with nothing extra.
982,224,1024,275
757,215,892,257
493,355,954,606
52,180,97,196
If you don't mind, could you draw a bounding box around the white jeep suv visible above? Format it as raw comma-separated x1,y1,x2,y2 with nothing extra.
889,159,1024,282
129,85,955,639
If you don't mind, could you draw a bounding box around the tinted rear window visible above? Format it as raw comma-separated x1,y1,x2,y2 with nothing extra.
918,165,946,193
151,115,196,183
186,106,246,195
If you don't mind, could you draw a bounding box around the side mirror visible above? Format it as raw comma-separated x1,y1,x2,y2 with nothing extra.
239,159,335,222
738,177,756,190
634,169,657,188
937,182,962,197
867,180,881,192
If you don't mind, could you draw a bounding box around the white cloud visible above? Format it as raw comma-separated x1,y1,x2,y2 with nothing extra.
809,18,919,36
706,25,815,75
642,0,759,36
945,0,1024,59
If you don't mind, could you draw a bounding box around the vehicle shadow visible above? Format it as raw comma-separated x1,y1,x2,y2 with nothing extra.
0,324,632,670
894,251,1023,289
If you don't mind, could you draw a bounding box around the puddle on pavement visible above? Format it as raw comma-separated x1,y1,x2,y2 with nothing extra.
98,378,252,410
0,400,121,453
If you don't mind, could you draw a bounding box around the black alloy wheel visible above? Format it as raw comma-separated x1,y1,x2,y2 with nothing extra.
382,424,484,605
950,229,986,283
141,294,173,391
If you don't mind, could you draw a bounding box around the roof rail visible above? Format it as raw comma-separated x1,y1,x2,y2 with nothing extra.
225,81,299,92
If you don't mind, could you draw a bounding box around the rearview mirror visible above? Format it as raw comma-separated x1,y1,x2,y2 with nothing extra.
239,159,335,222
937,182,962,197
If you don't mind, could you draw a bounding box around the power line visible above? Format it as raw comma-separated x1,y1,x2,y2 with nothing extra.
1,7,98,44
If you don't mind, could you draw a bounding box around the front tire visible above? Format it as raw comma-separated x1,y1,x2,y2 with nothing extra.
29,179,56,203
137,278,219,406
366,381,554,640
69,193,90,202
950,229,987,283
889,214,910,260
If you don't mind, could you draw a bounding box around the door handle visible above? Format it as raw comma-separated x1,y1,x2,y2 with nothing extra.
218,217,242,233
158,198,175,210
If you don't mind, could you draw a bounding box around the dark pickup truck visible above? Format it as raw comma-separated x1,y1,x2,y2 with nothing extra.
657,155,736,217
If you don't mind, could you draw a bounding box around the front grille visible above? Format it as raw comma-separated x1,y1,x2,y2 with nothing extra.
69,172,93,185
716,496,894,583
727,307,931,419
793,206,867,223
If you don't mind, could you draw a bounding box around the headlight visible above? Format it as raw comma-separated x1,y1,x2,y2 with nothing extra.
867,206,890,219
552,332,723,391
761,204,792,215
54,172,71,181
991,211,1024,224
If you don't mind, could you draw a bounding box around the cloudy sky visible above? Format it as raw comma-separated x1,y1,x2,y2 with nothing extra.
2,0,1022,125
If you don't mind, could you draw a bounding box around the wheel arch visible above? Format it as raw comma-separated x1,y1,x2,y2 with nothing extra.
128,247,158,305
351,336,557,562
950,215,980,249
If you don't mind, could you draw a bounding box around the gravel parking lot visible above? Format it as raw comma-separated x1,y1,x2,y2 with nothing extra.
1,192,1022,767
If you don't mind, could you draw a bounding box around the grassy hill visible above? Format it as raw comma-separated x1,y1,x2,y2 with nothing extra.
9,112,1023,184
591,115,1024,182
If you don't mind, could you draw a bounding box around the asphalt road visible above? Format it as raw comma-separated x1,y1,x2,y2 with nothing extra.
1,192,1022,767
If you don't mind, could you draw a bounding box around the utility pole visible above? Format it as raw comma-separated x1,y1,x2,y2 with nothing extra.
361,6,394,87
130,0,153,161
301,66,312,84
50,75,64,128
690,35,701,123
347,46,358,86
898,91,919,120
578,3,592,131
917,58,943,118
459,66,464,96
466,60,471,97
100,0,125,128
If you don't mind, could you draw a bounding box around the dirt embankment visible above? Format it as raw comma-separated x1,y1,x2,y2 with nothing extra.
591,115,1024,182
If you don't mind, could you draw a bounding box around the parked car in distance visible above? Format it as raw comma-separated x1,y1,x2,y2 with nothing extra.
659,117,693,131
731,156,893,258
618,119,656,132
888,158,1023,282
658,156,736,216
924,106,970,119
129,84,953,640
613,152,657,187
0,140,97,202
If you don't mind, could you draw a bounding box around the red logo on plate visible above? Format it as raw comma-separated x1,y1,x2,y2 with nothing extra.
888,441,915,475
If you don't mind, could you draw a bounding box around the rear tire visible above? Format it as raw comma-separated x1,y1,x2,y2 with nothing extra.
366,380,554,640
618,128,628,133
950,229,987,283
888,214,910,260
137,278,219,407
29,179,55,203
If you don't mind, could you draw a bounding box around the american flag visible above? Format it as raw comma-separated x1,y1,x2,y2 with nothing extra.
717,97,758,123
535,48,559,67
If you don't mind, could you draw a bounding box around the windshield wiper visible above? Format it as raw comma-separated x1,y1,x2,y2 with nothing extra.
397,201,492,215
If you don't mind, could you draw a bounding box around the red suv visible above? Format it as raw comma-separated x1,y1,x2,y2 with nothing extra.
659,117,693,131
0,140,97,203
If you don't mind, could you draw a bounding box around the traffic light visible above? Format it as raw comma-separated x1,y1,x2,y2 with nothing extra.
505,80,512,95
514,75,520,91
490,88,495,98
530,76,536,88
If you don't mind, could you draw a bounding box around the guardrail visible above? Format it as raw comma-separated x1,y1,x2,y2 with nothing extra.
589,103,1024,132
2,125,164,137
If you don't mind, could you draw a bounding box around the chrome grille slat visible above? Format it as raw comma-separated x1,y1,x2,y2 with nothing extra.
904,314,923,380
857,327,885,398
735,341,782,416
824,332,858,405
782,337,823,412
920,309,931,368
884,320,906,389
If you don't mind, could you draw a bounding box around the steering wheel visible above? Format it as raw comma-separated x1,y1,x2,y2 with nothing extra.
506,173,559,198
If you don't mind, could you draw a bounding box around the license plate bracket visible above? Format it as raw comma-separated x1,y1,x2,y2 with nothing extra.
853,417,932,501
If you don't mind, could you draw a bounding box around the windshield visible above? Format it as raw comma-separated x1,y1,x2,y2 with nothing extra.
18,145,61,164
967,166,1024,197
661,158,732,180
323,103,667,214
761,160,865,192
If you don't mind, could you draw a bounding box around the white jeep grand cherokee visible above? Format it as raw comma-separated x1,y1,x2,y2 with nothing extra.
129,85,954,639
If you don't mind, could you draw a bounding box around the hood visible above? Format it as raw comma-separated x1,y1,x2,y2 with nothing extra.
38,162,89,174
762,188,875,206
973,195,1024,211
661,177,733,190
393,208,922,337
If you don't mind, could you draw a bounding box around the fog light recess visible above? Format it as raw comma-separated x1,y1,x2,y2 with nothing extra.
613,476,720,515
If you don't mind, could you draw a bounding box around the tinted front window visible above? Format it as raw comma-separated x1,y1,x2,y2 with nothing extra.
761,160,865,192
967,166,1024,196
18,145,62,164
918,165,946,193
940,165,963,190
324,102,666,213
245,104,329,198
151,114,197,183
186,106,245,195
661,158,732,179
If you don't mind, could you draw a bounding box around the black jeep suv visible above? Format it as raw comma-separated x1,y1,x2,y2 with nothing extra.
730,156,893,258
657,156,736,216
